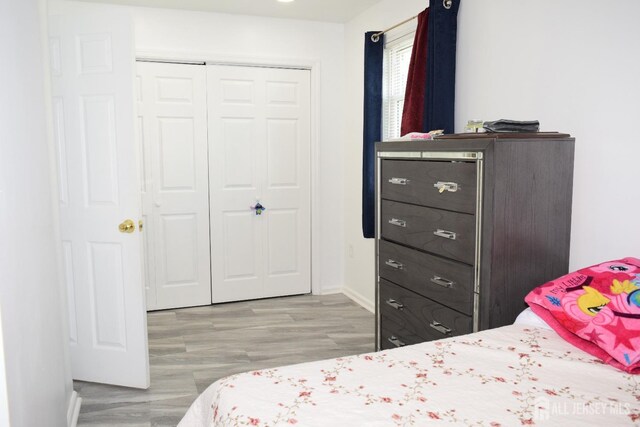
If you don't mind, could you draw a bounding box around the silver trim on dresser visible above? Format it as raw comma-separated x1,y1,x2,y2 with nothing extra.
424,151,483,160
473,156,484,333
375,155,382,351
378,151,483,160
378,151,422,159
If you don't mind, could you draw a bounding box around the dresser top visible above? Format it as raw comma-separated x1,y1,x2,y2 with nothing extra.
436,132,571,140
377,132,574,153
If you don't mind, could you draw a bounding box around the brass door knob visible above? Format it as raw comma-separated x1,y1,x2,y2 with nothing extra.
118,219,136,233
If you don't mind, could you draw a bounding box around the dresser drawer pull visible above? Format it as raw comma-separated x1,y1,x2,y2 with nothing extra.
387,335,406,347
434,181,459,193
388,218,407,228
433,229,457,240
430,276,455,288
385,259,404,270
385,299,405,310
429,321,452,335
388,177,410,185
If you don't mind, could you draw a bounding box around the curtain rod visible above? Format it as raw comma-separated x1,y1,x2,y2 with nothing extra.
370,15,417,42
370,0,453,43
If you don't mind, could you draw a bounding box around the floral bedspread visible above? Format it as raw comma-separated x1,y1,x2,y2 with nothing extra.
179,325,640,426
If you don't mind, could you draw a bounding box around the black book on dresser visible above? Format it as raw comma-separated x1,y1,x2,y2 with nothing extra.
375,133,575,350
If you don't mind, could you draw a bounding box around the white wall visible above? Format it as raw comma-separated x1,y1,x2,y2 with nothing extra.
0,0,73,425
456,0,640,269
344,0,640,309
62,2,348,294
343,0,428,310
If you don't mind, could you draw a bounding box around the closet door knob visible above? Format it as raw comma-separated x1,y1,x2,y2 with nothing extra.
250,202,266,216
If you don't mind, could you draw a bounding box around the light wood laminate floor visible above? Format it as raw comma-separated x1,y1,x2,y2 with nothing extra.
76,293,374,426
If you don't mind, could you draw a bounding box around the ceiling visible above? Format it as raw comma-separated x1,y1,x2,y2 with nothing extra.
76,0,384,23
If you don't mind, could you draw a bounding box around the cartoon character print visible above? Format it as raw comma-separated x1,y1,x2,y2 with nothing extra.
561,285,613,325
579,259,640,295
585,260,640,275
559,260,640,326
608,276,640,315
577,287,610,316
526,257,640,371
629,275,640,308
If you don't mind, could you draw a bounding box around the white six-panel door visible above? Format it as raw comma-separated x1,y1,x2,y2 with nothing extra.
136,62,211,310
208,65,311,303
49,11,149,388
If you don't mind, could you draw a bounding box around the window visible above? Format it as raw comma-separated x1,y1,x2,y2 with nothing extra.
382,32,414,140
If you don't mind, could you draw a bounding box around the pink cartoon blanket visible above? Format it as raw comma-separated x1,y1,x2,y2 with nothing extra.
525,257,640,374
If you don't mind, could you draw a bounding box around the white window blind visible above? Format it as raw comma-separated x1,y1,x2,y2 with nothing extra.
383,33,414,140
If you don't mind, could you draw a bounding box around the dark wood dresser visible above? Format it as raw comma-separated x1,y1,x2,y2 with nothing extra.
375,133,575,350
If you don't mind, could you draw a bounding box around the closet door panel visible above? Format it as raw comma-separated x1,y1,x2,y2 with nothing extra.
157,118,196,191
209,65,311,303
137,61,211,310
261,68,311,297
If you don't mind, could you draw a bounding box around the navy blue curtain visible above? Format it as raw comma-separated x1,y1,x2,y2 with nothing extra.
362,31,383,239
423,0,460,134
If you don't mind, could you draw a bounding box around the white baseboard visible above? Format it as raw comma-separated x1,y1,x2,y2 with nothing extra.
314,287,342,296
67,391,81,427
341,287,375,313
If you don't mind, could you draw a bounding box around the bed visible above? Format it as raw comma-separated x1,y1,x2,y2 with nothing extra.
180,257,640,426
178,312,639,426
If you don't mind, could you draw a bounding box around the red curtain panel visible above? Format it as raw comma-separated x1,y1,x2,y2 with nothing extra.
400,8,429,136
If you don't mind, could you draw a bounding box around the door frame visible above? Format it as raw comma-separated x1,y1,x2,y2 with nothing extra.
136,49,321,296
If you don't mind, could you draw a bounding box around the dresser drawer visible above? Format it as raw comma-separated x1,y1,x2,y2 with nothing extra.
379,322,425,350
378,240,474,315
380,200,475,265
381,159,476,214
379,279,473,344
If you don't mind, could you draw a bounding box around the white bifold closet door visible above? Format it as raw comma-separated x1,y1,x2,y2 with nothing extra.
136,61,212,310
208,65,311,303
